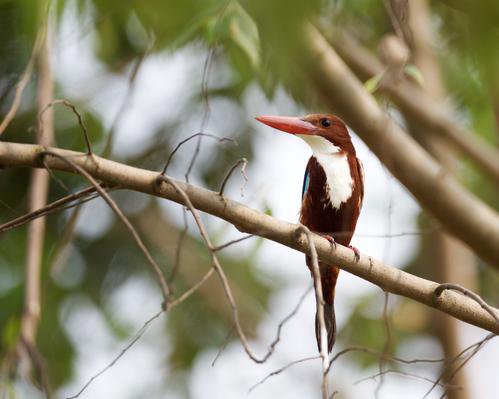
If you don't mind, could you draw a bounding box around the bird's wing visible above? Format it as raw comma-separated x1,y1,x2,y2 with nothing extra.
356,157,364,207
302,160,313,199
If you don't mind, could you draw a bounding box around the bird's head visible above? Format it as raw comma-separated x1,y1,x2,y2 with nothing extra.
255,113,355,155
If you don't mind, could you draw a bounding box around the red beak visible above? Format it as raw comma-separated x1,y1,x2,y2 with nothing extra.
255,115,315,135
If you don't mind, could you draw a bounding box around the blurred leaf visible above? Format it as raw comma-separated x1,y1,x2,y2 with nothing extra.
225,2,260,68
404,64,424,86
1,317,19,349
364,72,383,94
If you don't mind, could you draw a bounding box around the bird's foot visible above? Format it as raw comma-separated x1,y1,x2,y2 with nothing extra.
349,245,360,262
319,233,337,250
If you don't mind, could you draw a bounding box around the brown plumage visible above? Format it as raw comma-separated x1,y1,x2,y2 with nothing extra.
256,113,364,352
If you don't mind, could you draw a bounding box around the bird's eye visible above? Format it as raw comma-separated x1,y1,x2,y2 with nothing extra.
320,118,331,128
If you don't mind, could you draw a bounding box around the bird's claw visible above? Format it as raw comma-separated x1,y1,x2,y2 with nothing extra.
349,245,360,262
321,234,337,249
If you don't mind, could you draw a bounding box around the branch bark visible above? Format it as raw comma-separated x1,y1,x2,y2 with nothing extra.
0,141,497,334
302,25,499,268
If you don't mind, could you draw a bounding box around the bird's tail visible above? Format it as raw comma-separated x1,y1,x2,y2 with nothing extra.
312,261,339,353
315,301,336,353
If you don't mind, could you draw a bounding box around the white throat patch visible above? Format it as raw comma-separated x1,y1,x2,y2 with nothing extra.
297,135,353,209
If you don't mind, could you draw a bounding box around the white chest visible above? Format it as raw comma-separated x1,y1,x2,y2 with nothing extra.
315,153,353,209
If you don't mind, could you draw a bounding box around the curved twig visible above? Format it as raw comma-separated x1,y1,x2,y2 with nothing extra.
40,151,170,302
219,158,248,197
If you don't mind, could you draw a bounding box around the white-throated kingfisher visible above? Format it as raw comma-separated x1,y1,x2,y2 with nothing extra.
256,114,364,352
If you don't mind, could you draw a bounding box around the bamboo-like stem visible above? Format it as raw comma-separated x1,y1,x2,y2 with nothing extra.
17,20,53,382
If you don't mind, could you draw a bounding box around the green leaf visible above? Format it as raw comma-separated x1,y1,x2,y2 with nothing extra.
364,72,384,94
1,316,19,348
226,2,260,68
404,64,425,86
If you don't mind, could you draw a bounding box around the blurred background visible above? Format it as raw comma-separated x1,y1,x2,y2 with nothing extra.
0,0,498,398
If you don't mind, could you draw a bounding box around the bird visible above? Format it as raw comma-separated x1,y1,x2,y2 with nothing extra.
255,113,364,352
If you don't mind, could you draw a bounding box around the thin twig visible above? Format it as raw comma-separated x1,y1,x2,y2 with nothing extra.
248,356,320,394
160,133,235,176
354,368,461,390
423,332,496,398
19,337,52,399
211,280,311,367
41,151,171,302
296,225,329,399
181,1,231,183
50,204,84,274
168,207,189,284
184,48,215,183
327,345,447,375
0,186,99,233
156,175,295,364
375,174,394,398
212,234,254,252
102,39,154,157
167,267,215,308
65,310,164,399
38,99,92,154
69,255,220,399
375,291,391,398
437,333,495,399
211,324,235,367
250,343,453,394
54,42,153,285
0,7,49,136
218,158,248,197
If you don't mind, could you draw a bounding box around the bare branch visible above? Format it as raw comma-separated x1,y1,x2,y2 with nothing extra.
0,186,99,233
354,368,462,390
248,356,320,394
437,335,494,399
184,48,215,183
1,142,498,334
160,133,235,176
219,158,248,197
211,324,235,367
168,207,189,284
102,40,153,157
424,332,496,398
212,234,254,252
0,4,50,136
39,99,92,154
212,284,311,368
297,226,329,399
167,267,215,308
157,174,290,363
17,336,53,398
40,151,171,302
66,310,164,399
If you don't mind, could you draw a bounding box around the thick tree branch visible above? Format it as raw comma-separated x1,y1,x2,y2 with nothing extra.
302,25,499,268
0,142,497,334
327,29,499,183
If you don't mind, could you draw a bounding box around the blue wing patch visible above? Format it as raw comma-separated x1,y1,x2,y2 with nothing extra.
302,169,310,199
